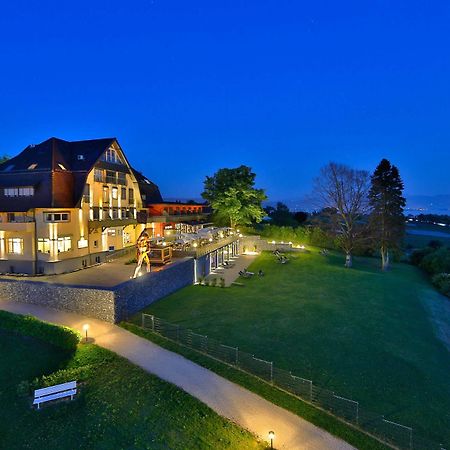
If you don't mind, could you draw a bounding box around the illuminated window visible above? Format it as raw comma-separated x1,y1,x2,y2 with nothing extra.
4,187,34,197
57,236,72,253
45,212,70,222
8,238,23,254
57,163,67,171
128,188,134,203
121,187,127,200
28,163,37,170
102,186,109,203
112,187,118,199
37,238,51,253
77,238,88,249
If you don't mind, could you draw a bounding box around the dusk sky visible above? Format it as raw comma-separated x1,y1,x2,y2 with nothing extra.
1,1,449,201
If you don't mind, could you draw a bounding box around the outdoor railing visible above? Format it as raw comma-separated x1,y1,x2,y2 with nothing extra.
138,313,448,450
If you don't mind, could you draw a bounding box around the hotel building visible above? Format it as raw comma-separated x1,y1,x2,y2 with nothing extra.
0,137,208,275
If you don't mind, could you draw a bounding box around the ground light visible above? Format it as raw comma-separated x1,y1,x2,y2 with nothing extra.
83,323,89,343
268,430,275,449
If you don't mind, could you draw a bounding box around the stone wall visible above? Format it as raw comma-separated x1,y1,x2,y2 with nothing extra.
0,279,116,322
114,257,195,321
0,257,198,323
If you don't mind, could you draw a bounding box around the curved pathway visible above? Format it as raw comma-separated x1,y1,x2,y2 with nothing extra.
0,300,354,450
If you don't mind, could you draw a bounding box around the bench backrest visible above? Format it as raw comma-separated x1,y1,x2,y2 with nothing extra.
34,381,77,398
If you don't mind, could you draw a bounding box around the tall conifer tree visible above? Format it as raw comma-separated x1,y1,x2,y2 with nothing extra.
369,159,406,271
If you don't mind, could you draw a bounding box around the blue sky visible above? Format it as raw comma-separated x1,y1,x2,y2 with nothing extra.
1,1,449,200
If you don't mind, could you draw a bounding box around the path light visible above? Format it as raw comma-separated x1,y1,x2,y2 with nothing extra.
83,324,89,343
268,430,275,449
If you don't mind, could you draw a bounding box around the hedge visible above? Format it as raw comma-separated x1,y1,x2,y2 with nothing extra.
0,310,81,350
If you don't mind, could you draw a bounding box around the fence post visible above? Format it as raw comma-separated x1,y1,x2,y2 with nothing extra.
235,347,239,365
151,315,155,332
270,361,273,383
141,313,145,328
310,381,313,402
356,401,359,425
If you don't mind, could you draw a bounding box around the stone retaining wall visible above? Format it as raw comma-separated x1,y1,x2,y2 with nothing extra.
114,258,194,321
0,280,116,322
0,257,195,323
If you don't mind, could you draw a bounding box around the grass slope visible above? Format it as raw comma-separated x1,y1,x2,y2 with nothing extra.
0,329,263,450
133,250,450,446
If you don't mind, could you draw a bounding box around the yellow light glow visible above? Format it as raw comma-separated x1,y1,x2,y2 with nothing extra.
83,324,89,331
268,431,275,439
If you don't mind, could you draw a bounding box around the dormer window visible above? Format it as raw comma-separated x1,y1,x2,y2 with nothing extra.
77,155,85,160
28,163,38,170
58,163,67,171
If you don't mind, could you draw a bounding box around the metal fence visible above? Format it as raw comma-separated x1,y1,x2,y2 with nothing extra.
140,313,448,450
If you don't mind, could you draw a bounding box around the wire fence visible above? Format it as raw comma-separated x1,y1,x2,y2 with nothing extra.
140,313,448,450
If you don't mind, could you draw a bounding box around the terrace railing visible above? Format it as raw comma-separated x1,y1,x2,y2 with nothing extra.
138,313,448,450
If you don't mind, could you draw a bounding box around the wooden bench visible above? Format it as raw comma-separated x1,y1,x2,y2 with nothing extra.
33,381,77,409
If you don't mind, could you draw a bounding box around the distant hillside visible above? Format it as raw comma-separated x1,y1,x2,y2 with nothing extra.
265,195,450,215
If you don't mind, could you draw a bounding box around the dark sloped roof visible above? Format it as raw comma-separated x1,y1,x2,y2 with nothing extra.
131,168,163,204
0,137,161,212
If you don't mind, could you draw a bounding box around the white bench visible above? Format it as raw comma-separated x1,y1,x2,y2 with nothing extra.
33,381,77,409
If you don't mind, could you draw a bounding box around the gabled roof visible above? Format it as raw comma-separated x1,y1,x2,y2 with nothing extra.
0,137,160,212
0,137,116,173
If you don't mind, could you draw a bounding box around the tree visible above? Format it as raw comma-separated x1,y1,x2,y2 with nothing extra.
368,159,406,271
265,202,298,226
314,162,370,267
0,155,10,164
202,165,266,228
293,211,308,224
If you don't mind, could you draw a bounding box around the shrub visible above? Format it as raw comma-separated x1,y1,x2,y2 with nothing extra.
210,278,217,287
431,273,450,298
219,277,225,288
420,247,450,275
33,365,95,390
0,310,81,350
410,247,434,266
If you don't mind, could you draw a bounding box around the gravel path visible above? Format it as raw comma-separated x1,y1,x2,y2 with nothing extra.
0,300,356,450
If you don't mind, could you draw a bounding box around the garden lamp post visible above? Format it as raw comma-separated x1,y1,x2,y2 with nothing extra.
83,324,89,343
268,430,275,449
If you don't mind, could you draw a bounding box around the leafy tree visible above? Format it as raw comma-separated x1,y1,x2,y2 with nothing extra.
0,155,10,164
293,211,308,224
202,165,266,228
265,202,298,226
368,159,406,271
314,163,370,267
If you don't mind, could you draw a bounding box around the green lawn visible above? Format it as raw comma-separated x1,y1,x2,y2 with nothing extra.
133,250,450,447
0,329,263,449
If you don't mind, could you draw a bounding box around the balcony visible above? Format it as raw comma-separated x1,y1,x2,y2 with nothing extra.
89,207,137,230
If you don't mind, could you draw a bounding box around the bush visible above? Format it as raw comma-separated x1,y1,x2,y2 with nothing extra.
420,247,450,275
431,273,450,298
33,365,95,390
410,247,434,266
0,310,81,350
